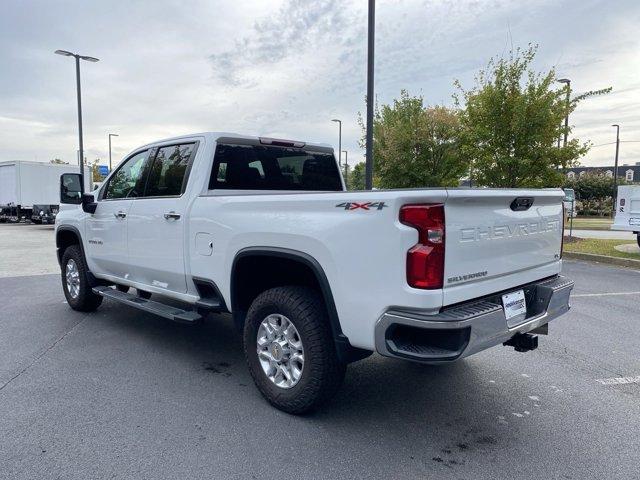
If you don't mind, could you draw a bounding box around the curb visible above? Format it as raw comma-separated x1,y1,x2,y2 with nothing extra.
563,251,640,268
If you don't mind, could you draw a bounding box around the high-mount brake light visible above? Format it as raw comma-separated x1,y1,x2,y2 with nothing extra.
399,204,445,289
259,137,306,148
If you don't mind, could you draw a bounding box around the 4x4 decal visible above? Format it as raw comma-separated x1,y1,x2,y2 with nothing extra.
335,202,388,211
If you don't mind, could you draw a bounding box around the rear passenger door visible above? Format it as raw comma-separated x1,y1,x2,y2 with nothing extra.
126,142,197,293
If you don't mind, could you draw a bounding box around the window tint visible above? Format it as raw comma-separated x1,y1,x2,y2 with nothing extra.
104,150,149,199
209,143,342,191
145,144,194,197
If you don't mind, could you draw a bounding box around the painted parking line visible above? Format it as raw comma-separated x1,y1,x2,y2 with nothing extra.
596,376,640,385
573,291,640,298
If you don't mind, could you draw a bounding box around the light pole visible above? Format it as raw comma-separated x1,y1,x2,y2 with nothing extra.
557,78,571,147
612,124,621,213
331,119,342,170
365,0,375,189
108,133,119,171
342,150,348,189
54,49,99,193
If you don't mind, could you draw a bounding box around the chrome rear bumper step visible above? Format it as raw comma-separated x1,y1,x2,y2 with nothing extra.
92,286,202,324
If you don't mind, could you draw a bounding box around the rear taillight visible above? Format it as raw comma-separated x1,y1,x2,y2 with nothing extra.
400,204,445,289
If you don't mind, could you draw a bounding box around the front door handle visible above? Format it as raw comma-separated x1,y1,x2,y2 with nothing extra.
114,211,127,219
164,211,181,220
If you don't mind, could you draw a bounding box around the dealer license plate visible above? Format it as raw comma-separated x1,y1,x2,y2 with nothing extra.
502,290,527,323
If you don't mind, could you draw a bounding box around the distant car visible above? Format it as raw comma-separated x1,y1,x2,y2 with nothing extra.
611,185,640,246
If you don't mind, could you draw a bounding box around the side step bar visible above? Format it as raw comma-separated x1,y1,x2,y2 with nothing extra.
92,286,202,324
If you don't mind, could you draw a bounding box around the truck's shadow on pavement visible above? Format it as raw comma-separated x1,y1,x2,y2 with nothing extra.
92,300,524,466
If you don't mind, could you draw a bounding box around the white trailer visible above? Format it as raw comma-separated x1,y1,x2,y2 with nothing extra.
0,161,90,223
612,185,640,246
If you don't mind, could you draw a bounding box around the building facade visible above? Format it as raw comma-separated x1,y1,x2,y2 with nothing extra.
565,164,640,183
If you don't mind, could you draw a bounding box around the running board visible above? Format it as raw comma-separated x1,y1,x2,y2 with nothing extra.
92,286,202,324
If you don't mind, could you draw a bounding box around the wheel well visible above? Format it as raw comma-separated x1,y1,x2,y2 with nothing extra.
230,249,371,364
232,254,324,318
56,228,81,264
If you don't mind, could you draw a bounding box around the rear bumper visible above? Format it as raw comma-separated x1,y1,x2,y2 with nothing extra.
374,275,574,363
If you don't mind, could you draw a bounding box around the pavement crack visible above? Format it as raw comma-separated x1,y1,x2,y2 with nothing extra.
0,315,87,394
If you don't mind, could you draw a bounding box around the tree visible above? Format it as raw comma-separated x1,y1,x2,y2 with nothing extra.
89,159,103,182
360,90,468,189
348,162,366,190
455,44,610,188
564,172,625,216
50,158,68,164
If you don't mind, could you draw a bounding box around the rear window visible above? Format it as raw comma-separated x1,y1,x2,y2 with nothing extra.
209,143,342,191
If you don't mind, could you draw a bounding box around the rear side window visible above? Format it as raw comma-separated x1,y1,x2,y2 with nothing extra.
145,143,195,197
209,143,342,191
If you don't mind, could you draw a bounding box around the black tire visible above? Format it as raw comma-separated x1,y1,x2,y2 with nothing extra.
137,289,152,299
243,286,346,414
637,234,640,249
61,245,103,312
116,284,130,293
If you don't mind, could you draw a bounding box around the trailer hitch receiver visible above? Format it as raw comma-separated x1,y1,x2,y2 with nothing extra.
503,333,538,353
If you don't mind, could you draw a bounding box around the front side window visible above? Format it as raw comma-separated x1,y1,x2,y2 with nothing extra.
209,143,342,191
104,150,149,199
145,143,195,197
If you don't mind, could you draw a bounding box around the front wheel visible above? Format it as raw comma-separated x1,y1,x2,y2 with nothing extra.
243,286,346,414
61,245,103,312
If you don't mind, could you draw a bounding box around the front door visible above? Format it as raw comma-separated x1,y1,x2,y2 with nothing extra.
126,142,197,293
85,149,150,279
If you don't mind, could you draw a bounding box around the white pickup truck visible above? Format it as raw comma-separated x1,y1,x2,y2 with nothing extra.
55,132,573,413
611,185,640,246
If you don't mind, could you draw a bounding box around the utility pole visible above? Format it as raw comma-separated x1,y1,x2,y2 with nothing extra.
612,124,621,213
108,133,119,171
342,150,348,189
55,49,99,193
365,0,375,190
557,78,571,147
331,119,341,172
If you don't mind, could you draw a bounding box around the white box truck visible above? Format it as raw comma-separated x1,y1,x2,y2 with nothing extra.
612,185,640,246
0,161,90,223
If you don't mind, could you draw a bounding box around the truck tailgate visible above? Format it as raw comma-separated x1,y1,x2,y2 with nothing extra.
443,189,563,304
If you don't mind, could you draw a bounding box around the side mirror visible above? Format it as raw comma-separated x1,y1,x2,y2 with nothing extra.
60,173,82,205
82,193,97,214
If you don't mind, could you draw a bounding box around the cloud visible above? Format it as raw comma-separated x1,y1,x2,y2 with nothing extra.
209,0,356,86
0,0,638,169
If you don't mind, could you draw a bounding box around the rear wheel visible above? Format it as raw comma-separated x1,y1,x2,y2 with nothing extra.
61,245,102,312
636,233,640,249
243,286,346,414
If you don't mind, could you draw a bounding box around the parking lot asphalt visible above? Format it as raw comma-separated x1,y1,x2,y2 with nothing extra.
1,227,639,479
0,224,58,278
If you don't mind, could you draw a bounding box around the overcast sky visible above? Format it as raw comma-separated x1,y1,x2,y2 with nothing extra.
1,0,639,169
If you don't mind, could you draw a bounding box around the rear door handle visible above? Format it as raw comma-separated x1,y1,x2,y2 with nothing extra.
164,211,181,220
114,211,127,219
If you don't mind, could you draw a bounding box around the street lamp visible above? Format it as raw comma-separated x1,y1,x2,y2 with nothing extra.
557,78,571,147
365,0,375,190
108,133,119,171
612,124,621,212
54,49,99,193
342,150,348,189
331,119,342,169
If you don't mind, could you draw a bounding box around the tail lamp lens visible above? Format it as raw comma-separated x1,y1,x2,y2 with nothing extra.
400,204,445,289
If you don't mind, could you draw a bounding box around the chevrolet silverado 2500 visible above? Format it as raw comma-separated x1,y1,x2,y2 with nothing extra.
55,132,574,413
